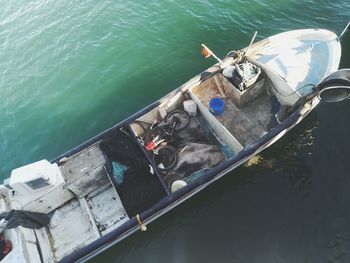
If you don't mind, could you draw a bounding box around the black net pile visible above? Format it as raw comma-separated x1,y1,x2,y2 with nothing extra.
100,129,165,217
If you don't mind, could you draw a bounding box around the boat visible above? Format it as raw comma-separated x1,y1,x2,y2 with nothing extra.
0,24,350,263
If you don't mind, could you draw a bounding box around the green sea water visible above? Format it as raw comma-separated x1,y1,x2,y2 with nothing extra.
1,1,350,262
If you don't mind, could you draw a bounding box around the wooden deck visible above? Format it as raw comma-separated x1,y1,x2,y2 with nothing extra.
191,73,271,147
32,142,130,261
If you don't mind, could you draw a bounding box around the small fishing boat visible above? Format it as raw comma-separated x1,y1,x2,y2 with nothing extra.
0,24,350,263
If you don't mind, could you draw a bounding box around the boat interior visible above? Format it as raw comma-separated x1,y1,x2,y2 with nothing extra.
126,56,303,193
2,55,312,262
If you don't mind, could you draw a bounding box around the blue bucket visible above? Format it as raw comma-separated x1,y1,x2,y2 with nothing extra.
209,98,224,115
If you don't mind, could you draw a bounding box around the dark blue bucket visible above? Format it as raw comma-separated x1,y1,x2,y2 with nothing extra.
209,98,225,115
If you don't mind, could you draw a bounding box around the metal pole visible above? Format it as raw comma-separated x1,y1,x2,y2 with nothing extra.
201,44,224,65
245,31,258,55
339,22,350,40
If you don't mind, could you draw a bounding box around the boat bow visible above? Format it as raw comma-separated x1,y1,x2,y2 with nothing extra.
247,29,341,105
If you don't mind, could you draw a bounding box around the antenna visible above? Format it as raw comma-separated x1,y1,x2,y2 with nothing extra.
245,31,258,55
339,22,350,40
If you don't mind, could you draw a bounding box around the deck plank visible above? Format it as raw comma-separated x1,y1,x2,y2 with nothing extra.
47,198,100,261
87,185,129,234
59,143,106,185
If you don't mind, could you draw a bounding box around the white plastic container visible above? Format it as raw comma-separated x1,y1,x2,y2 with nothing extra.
183,100,197,116
171,180,188,192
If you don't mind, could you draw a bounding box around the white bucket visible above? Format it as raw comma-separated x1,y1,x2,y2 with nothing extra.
223,65,235,78
171,180,188,192
183,100,197,116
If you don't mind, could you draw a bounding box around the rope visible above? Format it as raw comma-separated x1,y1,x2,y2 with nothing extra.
267,78,316,97
136,214,147,232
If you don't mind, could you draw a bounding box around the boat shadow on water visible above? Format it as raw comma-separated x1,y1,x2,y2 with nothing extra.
247,111,319,198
